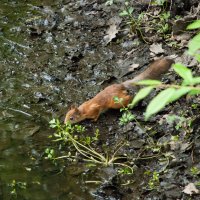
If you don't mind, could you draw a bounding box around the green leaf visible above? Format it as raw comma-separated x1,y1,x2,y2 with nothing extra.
188,88,200,95
187,20,200,30
194,54,200,62
188,33,200,55
173,63,193,84
145,88,176,120
169,87,191,102
105,0,114,6
137,80,162,86
119,10,129,16
128,7,134,14
155,0,166,5
129,86,153,108
49,118,57,128
192,77,200,84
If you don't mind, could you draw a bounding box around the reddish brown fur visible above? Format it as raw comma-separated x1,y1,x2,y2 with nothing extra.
64,84,131,123
64,58,174,124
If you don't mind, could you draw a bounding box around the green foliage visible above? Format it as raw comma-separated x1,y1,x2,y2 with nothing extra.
46,119,132,169
145,88,175,120
113,21,200,122
154,0,167,5
171,135,179,142
105,0,172,42
113,96,124,105
118,167,133,175
187,20,200,60
105,0,114,6
114,96,137,125
118,0,138,36
157,12,170,34
119,7,134,17
190,167,200,177
188,34,200,56
128,63,200,120
173,63,193,85
187,20,200,30
135,80,161,86
119,57,200,122
145,171,160,190
49,118,60,128
8,180,27,197
129,86,153,108
119,112,135,125
45,148,55,160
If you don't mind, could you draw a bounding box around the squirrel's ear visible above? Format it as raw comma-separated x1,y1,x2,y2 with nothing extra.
70,104,76,109
74,107,80,114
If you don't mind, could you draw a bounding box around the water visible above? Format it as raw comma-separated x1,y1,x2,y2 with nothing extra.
0,1,95,199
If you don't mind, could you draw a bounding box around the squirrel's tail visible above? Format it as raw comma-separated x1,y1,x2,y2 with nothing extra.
122,58,174,88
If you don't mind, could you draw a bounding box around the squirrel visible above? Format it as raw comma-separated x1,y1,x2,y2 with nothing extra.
64,58,174,124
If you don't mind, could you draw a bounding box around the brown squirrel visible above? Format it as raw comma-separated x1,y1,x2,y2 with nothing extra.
64,58,174,124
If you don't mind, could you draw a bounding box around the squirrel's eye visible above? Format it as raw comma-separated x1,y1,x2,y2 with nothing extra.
70,117,74,121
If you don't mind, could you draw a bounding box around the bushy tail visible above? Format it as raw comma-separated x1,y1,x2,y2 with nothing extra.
122,58,174,88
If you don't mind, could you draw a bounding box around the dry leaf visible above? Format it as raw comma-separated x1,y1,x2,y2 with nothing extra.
103,17,121,45
128,63,140,72
183,183,199,195
149,43,164,55
104,24,119,44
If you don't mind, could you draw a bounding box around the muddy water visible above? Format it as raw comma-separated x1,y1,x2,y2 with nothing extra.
0,1,104,199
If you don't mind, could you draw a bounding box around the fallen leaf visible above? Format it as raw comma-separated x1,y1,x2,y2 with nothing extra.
103,24,119,44
103,17,121,45
149,43,164,55
183,183,199,195
128,63,140,72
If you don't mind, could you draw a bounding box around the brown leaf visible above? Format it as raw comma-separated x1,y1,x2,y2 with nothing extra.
103,17,121,45
149,43,164,55
182,183,199,196
128,63,140,72
104,24,119,44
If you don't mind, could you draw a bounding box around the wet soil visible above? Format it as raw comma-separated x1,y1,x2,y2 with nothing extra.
1,0,200,199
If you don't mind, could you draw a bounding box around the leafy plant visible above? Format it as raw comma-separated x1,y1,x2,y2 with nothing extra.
154,0,167,6
114,96,136,125
119,1,172,41
116,20,200,123
105,0,114,6
8,180,27,197
190,166,200,177
145,171,160,190
187,20,200,61
118,1,148,42
46,119,132,169
128,63,200,120
45,148,55,160
118,167,133,175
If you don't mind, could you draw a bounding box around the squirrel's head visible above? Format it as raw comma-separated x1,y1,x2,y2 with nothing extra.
64,106,84,124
